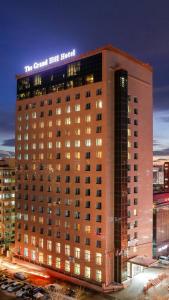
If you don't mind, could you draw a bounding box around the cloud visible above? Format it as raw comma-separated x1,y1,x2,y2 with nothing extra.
153,139,161,147
153,148,169,156
159,116,169,123
1,138,15,147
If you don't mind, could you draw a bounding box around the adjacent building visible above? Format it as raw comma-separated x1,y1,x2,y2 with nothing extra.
153,193,169,257
15,45,153,289
0,158,15,249
164,162,169,192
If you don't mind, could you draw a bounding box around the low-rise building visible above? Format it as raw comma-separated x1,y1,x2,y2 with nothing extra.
153,193,169,257
0,158,15,249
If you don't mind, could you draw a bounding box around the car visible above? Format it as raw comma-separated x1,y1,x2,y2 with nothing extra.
16,285,32,298
0,276,7,283
1,280,14,290
159,256,169,264
7,282,24,292
32,287,46,294
14,272,27,280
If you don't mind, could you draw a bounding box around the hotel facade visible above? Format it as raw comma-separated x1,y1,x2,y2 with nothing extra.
15,45,153,289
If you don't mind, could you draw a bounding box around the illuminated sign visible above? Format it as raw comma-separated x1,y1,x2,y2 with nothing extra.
24,49,76,73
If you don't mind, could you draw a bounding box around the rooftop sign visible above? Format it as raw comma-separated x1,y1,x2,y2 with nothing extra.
24,49,76,73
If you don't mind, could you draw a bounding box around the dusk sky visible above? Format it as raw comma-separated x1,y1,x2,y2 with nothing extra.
0,0,169,156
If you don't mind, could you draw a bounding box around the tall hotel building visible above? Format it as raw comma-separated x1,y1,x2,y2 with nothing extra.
15,45,153,289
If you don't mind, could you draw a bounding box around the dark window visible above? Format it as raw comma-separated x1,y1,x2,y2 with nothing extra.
75,93,80,100
96,113,102,121
85,91,91,98
96,88,102,95
85,152,90,159
85,103,91,110
85,177,90,184
96,126,102,133
56,97,61,103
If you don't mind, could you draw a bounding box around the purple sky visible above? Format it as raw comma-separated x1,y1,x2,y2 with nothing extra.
0,0,169,156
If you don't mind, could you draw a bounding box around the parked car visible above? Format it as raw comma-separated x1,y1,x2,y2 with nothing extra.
14,272,27,280
159,256,169,264
7,281,24,292
0,276,7,283
1,280,14,290
16,285,32,298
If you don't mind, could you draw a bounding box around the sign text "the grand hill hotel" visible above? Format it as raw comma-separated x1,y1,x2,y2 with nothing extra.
24,49,76,73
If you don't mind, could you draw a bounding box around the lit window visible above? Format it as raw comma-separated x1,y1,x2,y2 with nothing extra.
96,270,102,282
39,143,44,149
24,234,28,244
56,257,61,268
128,141,131,148
128,152,131,160
31,250,36,261
75,129,81,135
85,115,91,123
48,121,52,127
40,122,44,128
48,142,53,149
56,141,61,148
32,123,37,129
96,139,102,146
74,247,80,259
39,252,43,263
32,112,37,119
85,139,91,147
47,240,52,251
47,255,52,266
48,131,52,138
134,209,137,216
75,152,80,159
24,248,28,257
39,153,44,160
39,238,44,249
56,108,62,115
96,151,102,158
56,119,61,126
96,100,103,108
31,236,36,246
65,260,70,272
75,116,81,124
74,263,80,275
24,133,28,140
65,152,71,159
128,129,131,136
85,127,91,134
65,244,70,256
24,144,28,150
32,143,36,150
96,253,102,265
85,266,91,279
65,105,71,113
56,242,61,253
34,74,41,85
65,140,71,148
75,104,80,111
84,250,90,262
75,140,80,147
85,225,91,233
65,117,71,125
